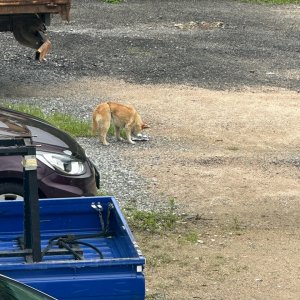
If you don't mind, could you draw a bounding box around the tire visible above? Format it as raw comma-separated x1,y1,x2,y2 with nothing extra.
0,182,24,200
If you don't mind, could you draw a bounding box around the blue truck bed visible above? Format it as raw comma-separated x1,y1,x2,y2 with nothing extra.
0,196,145,300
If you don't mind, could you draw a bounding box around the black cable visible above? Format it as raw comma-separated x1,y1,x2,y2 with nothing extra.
57,240,82,260
42,234,106,260
67,240,104,259
42,203,115,260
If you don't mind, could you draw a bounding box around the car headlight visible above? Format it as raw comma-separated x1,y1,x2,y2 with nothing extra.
36,151,86,175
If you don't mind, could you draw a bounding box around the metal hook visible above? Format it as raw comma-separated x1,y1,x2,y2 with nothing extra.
91,202,104,231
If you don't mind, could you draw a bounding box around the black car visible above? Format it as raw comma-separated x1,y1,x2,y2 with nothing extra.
0,107,99,200
0,274,57,300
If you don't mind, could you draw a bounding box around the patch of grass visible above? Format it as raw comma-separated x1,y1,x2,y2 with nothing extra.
227,146,239,151
124,199,178,233
229,216,245,235
146,292,168,300
2,103,127,140
97,190,110,196
232,216,241,230
127,47,154,57
2,104,46,119
184,232,199,243
147,253,174,268
101,0,123,4
1,103,92,137
46,111,92,137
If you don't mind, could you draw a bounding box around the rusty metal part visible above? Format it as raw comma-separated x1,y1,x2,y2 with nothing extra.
36,39,51,60
0,0,71,21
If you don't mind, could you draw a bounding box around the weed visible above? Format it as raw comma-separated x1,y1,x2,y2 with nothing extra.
102,0,123,4
127,47,154,57
147,253,174,268
184,232,199,243
124,199,178,233
146,291,168,300
232,216,241,230
97,190,110,196
231,216,245,234
47,111,91,137
2,103,45,118
227,146,239,151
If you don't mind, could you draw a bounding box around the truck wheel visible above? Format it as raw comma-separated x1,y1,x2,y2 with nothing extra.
0,182,24,200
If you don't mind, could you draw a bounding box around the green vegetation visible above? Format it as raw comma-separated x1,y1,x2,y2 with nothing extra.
184,231,199,243
125,199,178,233
102,0,123,4
97,190,110,196
229,216,245,235
227,146,239,151
146,253,174,268
1,103,120,138
1,103,92,137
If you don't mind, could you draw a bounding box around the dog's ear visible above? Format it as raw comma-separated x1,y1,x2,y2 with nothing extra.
142,123,150,129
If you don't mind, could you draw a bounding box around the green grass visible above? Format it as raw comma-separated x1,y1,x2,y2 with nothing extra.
124,199,178,233
101,0,123,3
184,232,199,243
227,146,239,151
1,103,125,140
1,103,92,137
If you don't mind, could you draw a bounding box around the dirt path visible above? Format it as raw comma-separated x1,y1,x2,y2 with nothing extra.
49,78,299,300
61,79,299,225
111,82,300,300
1,74,299,299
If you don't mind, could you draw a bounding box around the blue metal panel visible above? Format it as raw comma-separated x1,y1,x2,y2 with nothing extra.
0,196,145,299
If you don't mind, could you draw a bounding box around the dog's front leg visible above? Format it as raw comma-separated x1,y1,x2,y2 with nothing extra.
125,125,135,144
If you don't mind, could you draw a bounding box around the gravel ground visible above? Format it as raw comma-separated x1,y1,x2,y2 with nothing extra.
4,96,163,211
0,0,299,209
78,137,158,210
1,2,300,299
0,0,299,90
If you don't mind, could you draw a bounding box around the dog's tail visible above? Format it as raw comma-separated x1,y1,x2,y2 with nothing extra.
92,113,98,134
92,105,102,134
92,103,111,134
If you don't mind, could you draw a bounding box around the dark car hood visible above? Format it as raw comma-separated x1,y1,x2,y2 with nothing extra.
0,107,86,159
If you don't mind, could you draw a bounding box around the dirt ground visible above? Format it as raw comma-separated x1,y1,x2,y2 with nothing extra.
46,78,300,300
1,0,299,298
121,83,300,300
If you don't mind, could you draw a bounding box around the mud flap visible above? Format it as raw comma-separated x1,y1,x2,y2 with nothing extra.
12,14,51,60
35,39,51,61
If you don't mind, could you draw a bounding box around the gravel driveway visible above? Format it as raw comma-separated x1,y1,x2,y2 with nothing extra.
0,1,299,299
1,0,299,207
0,0,299,90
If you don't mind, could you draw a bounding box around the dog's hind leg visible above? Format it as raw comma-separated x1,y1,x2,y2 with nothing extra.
93,103,111,146
115,126,124,142
99,125,110,146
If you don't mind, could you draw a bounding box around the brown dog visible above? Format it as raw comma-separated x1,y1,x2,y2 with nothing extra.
92,102,150,145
